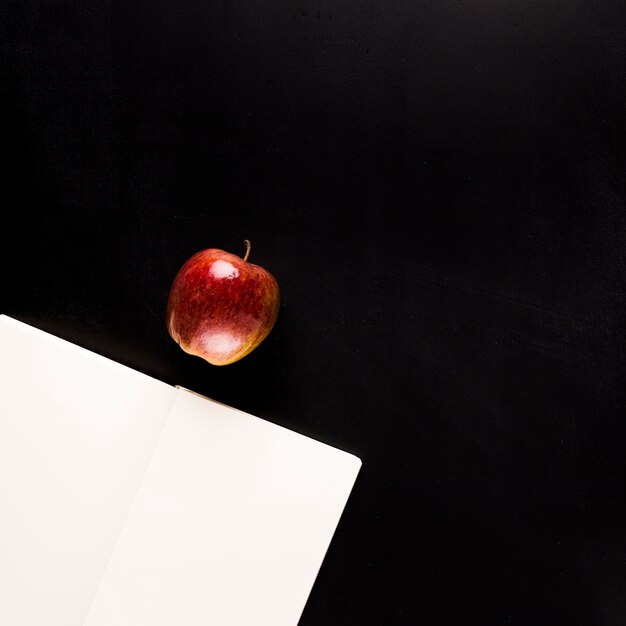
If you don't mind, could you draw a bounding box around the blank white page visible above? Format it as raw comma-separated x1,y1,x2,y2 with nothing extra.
84,387,361,626
0,316,176,626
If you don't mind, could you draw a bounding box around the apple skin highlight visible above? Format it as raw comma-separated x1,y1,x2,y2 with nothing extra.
166,245,280,366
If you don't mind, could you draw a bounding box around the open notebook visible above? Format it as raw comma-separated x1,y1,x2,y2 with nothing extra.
0,315,361,626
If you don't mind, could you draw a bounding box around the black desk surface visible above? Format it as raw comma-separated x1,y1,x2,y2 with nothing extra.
3,2,626,624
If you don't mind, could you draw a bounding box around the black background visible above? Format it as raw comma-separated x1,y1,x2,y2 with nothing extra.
2,1,626,624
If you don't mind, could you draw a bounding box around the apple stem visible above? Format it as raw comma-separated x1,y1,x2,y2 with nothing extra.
243,240,251,262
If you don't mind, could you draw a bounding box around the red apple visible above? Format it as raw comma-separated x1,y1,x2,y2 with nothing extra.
166,241,280,366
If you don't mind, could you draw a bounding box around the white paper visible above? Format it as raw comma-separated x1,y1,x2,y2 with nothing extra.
0,315,361,626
